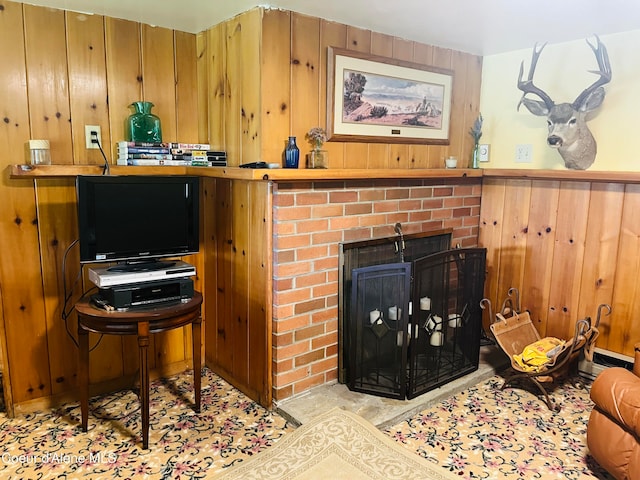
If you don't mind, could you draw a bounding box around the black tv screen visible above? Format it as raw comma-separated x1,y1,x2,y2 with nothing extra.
76,175,199,265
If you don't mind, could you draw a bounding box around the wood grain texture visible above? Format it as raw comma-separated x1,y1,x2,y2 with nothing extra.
0,2,51,406
105,18,142,153
480,178,639,358
66,11,109,165
0,2,199,410
23,5,73,165
521,181,559,333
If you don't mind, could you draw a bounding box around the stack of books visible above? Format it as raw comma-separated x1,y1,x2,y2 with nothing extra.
117,141,227,167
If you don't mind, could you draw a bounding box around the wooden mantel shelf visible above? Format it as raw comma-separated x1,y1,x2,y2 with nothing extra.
484,169,640,183
9,164,640,183
8,164,482,181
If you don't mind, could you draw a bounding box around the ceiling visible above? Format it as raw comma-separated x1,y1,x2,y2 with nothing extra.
17,0,640,55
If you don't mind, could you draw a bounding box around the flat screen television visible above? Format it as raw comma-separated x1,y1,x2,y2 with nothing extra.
76,175,199,270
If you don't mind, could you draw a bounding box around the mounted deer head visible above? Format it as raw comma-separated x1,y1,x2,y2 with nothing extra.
517,36,611,170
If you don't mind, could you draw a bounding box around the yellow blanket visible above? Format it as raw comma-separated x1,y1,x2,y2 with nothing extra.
513,337,566,372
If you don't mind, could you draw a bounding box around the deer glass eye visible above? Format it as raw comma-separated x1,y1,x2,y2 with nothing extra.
569,118,577,126
547,119,552,127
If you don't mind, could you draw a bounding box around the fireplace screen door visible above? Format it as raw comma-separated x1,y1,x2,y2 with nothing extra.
346,248,486,400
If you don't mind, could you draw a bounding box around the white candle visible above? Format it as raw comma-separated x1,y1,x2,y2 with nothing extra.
430,331,444,346
420,297,431,311
388,306,401,321
448,313,461,328
408,301,413,316
369,309,381,324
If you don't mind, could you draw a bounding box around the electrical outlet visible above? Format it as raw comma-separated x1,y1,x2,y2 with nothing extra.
478,144,490,162
515,144,532,163
85,125,101,149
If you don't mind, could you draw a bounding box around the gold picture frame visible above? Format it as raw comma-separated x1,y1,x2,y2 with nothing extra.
327,47,453,144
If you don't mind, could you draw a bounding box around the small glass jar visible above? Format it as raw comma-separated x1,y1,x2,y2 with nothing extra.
28,139,51,165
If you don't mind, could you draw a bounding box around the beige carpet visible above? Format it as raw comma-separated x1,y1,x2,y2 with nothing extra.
215,407,459,480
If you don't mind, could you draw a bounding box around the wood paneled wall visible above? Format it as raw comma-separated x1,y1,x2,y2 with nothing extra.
480,178,640,358
0,1,201,411
201,8,483,169
201,178,272,406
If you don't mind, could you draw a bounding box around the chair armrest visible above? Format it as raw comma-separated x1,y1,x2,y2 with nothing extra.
591,367,640,438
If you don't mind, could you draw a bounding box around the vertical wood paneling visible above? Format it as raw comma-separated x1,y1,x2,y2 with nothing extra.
215,179,233,371
463,54,483,168
291,13,321,168
240,9,262,165
478,179,506,328
225,19,243,165
141,25,177,141
578,183,624,346
175,31,199,143
447,51,468,166
247,182,271,404
206,23,225,152
35,180,82,395
66,11,109,165
546,182,590,340
521,181,559,332
196,33,209,144
23,5,73,164
610,185,640,356
202,178,218,366
496,180,531,301
481,178,640,359
1,2,200,410
262,10,291,166
0,2,50,406
231,182,250,385
105,18,142,153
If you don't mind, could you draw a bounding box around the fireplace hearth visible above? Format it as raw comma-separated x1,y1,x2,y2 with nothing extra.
339,230,486,400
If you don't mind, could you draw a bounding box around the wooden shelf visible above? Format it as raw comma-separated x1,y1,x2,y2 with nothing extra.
483,169,640,183
11,164,640,184
8,164,483,181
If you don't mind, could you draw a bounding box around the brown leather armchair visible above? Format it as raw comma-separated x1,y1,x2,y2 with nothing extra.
587,343,640,480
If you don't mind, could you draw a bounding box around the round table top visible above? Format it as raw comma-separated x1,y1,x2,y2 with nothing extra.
75,291,203,321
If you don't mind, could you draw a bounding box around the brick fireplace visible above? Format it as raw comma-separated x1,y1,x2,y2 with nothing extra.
271,178,482,402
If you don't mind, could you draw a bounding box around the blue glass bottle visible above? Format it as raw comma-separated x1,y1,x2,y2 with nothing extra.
285,136,300,168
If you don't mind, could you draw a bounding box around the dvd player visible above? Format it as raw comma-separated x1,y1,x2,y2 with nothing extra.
99,277,194,310
88,260,196,287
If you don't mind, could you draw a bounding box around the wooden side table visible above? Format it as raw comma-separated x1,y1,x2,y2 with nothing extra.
76,291,203,449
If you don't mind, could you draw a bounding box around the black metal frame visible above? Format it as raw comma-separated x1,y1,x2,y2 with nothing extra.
345,247,487,399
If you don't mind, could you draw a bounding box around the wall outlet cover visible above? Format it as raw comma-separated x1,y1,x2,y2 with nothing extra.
478,144,490,162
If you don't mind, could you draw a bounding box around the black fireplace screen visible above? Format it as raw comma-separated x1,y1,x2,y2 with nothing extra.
344,247,486,400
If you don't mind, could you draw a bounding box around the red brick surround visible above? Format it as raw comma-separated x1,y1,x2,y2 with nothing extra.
271,178,482,402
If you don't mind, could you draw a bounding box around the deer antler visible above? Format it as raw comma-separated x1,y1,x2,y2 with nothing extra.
517,42,554,111
572,35,612,109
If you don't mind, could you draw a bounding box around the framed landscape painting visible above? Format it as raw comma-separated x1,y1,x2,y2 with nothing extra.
327,47,453,144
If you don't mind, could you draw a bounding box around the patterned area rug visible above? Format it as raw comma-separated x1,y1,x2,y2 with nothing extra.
0,368,615,479
385,375,615,479
0,367,292,479
217,407,459,480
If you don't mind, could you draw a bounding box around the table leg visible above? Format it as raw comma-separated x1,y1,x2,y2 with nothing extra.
192,316,202,412
78,322,89,432
138,321,150,449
